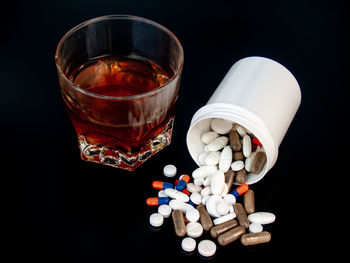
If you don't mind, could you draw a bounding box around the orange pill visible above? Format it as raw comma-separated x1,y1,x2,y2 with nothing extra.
231,184,249,198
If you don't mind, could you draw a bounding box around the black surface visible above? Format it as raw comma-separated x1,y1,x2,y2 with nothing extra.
2,0,348,261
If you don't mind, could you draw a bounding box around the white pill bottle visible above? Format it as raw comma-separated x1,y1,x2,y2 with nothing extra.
186,57,301,184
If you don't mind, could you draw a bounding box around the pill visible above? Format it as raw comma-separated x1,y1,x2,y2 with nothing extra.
196,204,214,231
201,131,220,144
242,135,252,158
233,151,244,161
249,222,263,233
217,225,245,246
204,151,221,166
203,174,212,187
243,189,255,214
163,164,177,177
193,177,204,186
190,192,202,205
198,152,209,166
211,170,225,195
181,188,191,196
164,188,190,202
216,200,230,216
187,182,202,193
236,125,247,137
172,210,187,236
176,174,190,191
158,204,172,218
248,212,276,225
158,190,167,197
186,222,203,238
219,183,229,197
240,231,271,246
198,240,216,257
181,237,196,252
210,219,238,238
219,146,232,172
223,194,236,205
206,195,222,218
201,186,211,196
152,181,174,190
186,208,200,222
252,137,262,146
203,144,210,153
210,118,232,135
201,195,209,205
192,165,218,179
233,203,250,229
230,184,249,198
250,151,267,174
244,151,257,172
207,136,229,151
213,212,236,225
229,129,242,152
224,170,235,193
149,213,164,227
146,197,170,206
235,169,248,184
231,160,245,171
169,200,194,213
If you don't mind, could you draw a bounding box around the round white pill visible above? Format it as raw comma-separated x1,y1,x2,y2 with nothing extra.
190,192,202,205
186,222,203,238
163,164,177,177
206,195,222,218
149,213,164,227
181,237,196,252
201,195,209,205
223,194,236,205
231,160,245,171
211,118,232,134
186,209,200,223
216,200,230,216
249,222,263,233
158,204,172,218
158,190,167,197
198,240,216,257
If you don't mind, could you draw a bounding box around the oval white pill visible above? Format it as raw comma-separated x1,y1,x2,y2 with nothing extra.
158,204,172,218
186,222,203,238
216,200,230,216
206,195,222,218
198,152,209,166
242,135,252,158
231,160,245,171
181,237,196,252
223,194,236,205
213,212,236,225
219,183,229,197
163,164,177,177
169,200,194,213
248,212,276,225
201,186,211,197
219,146,232,172
203,174,212,187
236,125,247,137
186,209,200,223
204,151,221,166
149,213,164,227
201,195,209,205
211,118,232,135
201,131,219,144
164,188,190,202
249,222,263,233
211,170,225,195
192,165,218,179
207,136,229,152
187,183,202,193
198,240,216,257
190,192,202,205
193,177,204,186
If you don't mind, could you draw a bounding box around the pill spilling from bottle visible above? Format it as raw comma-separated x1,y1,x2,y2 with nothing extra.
146,118,275,257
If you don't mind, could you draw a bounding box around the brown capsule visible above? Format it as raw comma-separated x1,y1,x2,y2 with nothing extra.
235,169,248,184
240,231,271,246
172,210,186,236
229,129,242,152
233,203,250,229
224,170,235,193
250,151,267,174
217,225,245,246
243,189,255,214
210,219,238,238
233,151,244,161
196,204,214,231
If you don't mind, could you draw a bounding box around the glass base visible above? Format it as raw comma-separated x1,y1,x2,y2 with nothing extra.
77,118,174,171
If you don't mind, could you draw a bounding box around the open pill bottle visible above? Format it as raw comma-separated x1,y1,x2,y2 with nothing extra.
186,57,301,184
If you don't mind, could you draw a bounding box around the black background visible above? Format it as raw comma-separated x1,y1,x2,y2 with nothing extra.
2,0,348,261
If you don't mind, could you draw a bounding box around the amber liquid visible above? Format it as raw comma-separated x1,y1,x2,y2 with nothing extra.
63,55,175,169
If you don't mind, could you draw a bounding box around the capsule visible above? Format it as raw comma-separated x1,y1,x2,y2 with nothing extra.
240,231,271,246
146,197,170,206
197,204,214,231
229,129,242,152
233,203,250,229
172,209,187,236
252,137,262,146
250,151,267,174
176,174,190,191
210,219,238,238
243,189,255,214
217,225,245,246
230,184,249,198
224,170,235,193
235,169,247,184
152,181,174,190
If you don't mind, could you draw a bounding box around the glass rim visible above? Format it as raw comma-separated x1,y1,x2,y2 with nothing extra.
55,14,184,100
